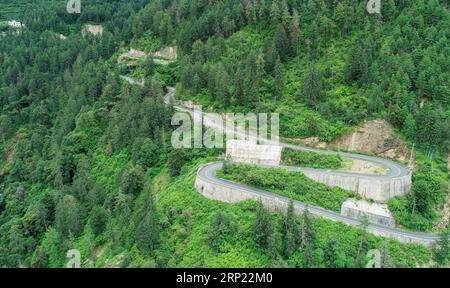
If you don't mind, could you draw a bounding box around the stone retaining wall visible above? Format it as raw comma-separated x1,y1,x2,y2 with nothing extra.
299,169,412,203
195,168,433,247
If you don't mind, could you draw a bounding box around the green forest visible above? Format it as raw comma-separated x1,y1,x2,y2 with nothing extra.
0,0,449,268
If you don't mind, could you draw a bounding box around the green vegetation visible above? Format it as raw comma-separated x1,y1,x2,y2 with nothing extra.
389,151,448,231
217,163,354,212
147,159,433,268
433,229,450,266
79,156,432,268
282,148,343,170
0,0,448,268
0,0,33,20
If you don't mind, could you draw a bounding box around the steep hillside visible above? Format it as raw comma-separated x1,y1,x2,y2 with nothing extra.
0,0,448,268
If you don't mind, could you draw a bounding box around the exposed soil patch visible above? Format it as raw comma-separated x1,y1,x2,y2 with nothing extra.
291,119,412,164
330,119,411,162
118,46,177,66
153,45,177,60
82,24,103,36
340,157,388,175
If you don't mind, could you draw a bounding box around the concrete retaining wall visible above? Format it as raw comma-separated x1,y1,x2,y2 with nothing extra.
195,168,433,247
226,140,282,167
341,199,396,228
299,169,412,204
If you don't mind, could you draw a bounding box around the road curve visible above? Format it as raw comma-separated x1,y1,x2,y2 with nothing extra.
198,162,440,246
161,86,443,245
165,87,409,179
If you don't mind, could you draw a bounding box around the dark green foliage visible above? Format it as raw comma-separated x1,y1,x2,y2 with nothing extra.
118,164,145,195
0,0,447,268
131,138,161,169
355,216,370,268
433,230,450,266
324,239,348,268
253,200,272,250
208,211,236,252
90,206,108,236
135,192,159,255
283,201,299,258
301,64,326,110
55,195,81,238
299,210,315,267
389,152,447,231
168,149,188,177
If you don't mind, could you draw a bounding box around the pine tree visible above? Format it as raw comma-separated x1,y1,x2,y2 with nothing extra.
273,56,284,103
208,211,235,252
269,1,281,27
433,229,450,266
355,215,370,268
118,164,145,195
168,149,187,177
283,200,299,258
324,239,347,268
253,200,272,249
268,225,283,262
274,24,290,62
142,56,156,77
7,221,25,267
289,9,300,56
135,193,159,255
299,209,315,267
55,195,81,238
301,64,326,109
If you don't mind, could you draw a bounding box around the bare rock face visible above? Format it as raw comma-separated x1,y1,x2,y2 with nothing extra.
82,24,103,36
329,119,410,162
289,119,411,163
153,45,177,60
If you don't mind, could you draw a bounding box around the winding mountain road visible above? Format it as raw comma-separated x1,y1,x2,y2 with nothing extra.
161,86,444,246
197,162,440,246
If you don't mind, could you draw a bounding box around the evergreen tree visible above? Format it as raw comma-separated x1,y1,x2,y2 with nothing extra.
433,229,450,266
324,239,347,268
301,64,326,109
253,200,272,249
273,56,284,103
274,24,290,62
168,149,188,177
55,195,81,238
283,200,299,258
355,216,370,268
135,193,159,255
299,210,315,267
289,9,300,56
208,211,236,252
